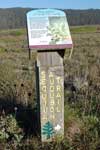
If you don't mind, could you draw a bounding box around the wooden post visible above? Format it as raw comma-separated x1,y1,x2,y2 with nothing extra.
36,50,65,141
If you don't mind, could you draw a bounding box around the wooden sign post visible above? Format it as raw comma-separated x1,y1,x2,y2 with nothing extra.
27,9,73,142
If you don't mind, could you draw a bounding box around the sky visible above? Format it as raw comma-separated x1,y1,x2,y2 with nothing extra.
0,0,100,9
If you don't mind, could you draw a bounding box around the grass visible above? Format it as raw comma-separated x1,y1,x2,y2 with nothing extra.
0,25,100,149
70,25,100,33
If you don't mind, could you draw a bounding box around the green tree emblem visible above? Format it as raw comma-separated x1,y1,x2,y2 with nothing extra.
42,121,54,139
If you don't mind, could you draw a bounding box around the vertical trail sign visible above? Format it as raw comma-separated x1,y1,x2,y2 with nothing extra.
27,9,73,142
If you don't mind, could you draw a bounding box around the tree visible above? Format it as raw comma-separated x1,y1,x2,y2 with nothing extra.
42,121,54,139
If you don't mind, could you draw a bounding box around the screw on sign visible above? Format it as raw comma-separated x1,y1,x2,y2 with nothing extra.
26,9,73,142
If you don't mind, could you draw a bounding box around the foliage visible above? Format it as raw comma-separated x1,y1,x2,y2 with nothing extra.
1,8,100,30
0,114,24,142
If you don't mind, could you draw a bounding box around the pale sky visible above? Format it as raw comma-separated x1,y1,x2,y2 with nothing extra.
0,0,100,9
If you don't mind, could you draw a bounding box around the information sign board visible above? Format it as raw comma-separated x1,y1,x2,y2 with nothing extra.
27,9,73,50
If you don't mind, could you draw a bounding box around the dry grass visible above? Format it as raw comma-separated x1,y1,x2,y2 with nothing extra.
0,26,100,149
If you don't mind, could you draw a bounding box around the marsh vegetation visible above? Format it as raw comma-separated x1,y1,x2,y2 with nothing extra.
0,26,100,149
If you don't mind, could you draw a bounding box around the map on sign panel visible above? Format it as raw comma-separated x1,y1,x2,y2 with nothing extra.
27,9,73,50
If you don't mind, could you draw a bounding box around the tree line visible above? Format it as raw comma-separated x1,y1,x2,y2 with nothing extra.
0,8,100,29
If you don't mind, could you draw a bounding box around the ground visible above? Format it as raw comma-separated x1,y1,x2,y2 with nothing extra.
0,26,100,150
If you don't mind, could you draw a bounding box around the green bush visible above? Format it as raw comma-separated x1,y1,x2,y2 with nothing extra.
0,115,24,142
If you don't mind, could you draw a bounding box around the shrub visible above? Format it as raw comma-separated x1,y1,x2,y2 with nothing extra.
0,114,24,142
